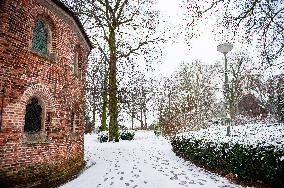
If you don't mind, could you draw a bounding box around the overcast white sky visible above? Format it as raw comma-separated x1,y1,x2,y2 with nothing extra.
154,0,223,77
153,0,282,78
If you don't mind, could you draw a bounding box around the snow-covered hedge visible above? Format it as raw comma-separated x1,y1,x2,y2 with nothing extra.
171,124,284,186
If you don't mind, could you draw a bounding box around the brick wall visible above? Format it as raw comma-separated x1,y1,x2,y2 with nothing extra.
0,0,91,187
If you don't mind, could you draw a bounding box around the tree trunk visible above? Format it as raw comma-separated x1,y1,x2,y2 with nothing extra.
143,108,147,129
101,79,108,131
92,89,96,129
101,60,108,131
140,107,143,129
131,110,134,130
108,26,119,142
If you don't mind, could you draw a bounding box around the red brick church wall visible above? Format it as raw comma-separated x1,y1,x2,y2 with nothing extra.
0,0,91,187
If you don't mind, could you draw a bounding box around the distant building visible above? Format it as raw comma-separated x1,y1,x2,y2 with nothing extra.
238,93,268,117
0,0,92,187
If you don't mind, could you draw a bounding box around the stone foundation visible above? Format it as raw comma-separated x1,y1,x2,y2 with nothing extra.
0,155,85,188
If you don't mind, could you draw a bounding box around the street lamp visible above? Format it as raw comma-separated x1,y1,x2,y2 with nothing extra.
217,42,233,136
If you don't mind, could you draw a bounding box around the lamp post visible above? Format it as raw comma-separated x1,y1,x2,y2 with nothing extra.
217,43,233,136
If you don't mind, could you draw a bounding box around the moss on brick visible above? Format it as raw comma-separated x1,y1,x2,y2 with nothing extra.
0,155,85,188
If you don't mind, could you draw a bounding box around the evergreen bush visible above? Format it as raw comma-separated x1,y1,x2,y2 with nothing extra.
120,131,135,140
154,124,161,136
98,131,108,143
171,136,284,187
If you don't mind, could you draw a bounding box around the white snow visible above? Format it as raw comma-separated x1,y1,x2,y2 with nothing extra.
177,123,284,149
61,131,242,188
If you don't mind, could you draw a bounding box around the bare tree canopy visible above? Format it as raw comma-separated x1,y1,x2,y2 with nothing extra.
183,0,284,66
61,0,163,141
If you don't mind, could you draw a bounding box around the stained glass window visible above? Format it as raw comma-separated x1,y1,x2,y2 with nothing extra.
32,20,48,54
24,97,42,133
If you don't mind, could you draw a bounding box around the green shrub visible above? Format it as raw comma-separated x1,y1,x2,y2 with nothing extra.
98,132,108,143
120,131,135,140
171,136,284,187
154,124,161,136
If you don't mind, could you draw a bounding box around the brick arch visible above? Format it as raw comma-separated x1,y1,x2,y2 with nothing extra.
20,84,55,112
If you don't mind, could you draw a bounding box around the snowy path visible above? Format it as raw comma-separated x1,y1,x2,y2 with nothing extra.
61,131,242,188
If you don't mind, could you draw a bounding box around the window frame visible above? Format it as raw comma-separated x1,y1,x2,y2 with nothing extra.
24,96,46,133
22,96,48,144
31,19,52,56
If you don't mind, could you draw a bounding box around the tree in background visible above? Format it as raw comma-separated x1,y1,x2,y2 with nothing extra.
118,68,155,130
85,53,106,132
157,61,220,135
226,51,256,121
277,82,284,121
62,0,163,141
84,104,95,134
182,0,284,66
266,74,284,122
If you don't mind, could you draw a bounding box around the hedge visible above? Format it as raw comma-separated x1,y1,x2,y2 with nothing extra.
120,131,135,140
171,136,284,187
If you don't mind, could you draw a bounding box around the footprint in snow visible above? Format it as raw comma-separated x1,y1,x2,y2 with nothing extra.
198,182,205,185
187,180,195,184
179,181,187,185
133,174,140,178
170,175,178,180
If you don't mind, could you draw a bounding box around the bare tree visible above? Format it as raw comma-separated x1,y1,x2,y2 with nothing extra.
226,52,255,120
182,0,284,66
85,53,106,131
62,0,163,141
157,61,220,135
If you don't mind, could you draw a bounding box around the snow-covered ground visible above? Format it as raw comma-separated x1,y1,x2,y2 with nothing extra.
61,131,242,188
177,123,284,149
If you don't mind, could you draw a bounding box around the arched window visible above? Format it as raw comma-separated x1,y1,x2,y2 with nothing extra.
32,20,48,54
24,97,42,133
